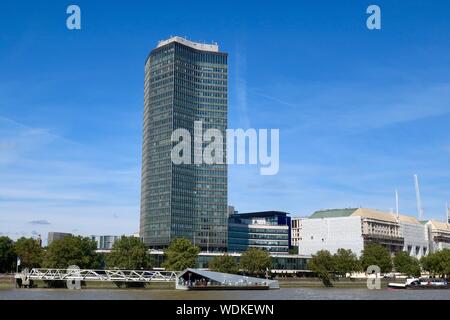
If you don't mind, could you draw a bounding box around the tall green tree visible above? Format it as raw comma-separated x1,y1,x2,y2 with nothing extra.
239,248,272,276
421,249,450,277
333,248,361,277
308,250,335,286
436,249,450,277
208,254,239,274
0,236,16,273
360,244,392,273
393,251,421,277
420,254,435,275
162,238,200,271
43,236,100,269
105,236,152,270
14,237,43,269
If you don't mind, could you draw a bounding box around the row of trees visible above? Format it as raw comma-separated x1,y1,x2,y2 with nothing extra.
420,249,450,277
5,235,447,280
1,236,272,276
0,235,152,272
208,247,272,276
308,244,450,286
0,236,45,272
161,239,272,276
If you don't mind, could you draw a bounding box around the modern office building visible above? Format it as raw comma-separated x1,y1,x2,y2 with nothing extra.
228,211,291,254
47,232,72,246
140,36,228,251
298,208,429,258
91,235,122,250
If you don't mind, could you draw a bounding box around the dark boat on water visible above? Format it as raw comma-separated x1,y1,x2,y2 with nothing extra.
187,284,270,290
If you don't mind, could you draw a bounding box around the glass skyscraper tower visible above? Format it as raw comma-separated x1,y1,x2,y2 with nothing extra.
140,36,228,251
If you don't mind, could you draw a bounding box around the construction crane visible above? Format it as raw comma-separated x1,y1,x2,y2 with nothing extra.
414,174,424,220
395,189,399,219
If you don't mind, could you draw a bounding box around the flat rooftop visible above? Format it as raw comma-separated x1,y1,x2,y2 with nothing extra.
309,207,421,224
232,211,290,218
157,36,219,52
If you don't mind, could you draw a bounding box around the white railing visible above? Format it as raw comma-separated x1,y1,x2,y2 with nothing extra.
26,268,178,282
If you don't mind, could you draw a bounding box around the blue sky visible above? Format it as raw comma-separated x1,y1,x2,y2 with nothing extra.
1,1,449,242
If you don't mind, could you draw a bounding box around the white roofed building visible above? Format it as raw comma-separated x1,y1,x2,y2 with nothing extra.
298,208,430,258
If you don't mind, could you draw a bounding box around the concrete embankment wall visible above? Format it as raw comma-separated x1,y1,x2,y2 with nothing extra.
0,274,15,289
277,278,390,288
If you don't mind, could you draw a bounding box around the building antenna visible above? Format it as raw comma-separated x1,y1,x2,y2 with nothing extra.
446,202,449,224
395,189,399,219
414,174,424,220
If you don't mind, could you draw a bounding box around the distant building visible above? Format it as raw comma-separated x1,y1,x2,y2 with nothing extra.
91,235,122,250
47,232,72,246
227,206,237,217
298,208,429,258
228,211,291,254
36,235,42,247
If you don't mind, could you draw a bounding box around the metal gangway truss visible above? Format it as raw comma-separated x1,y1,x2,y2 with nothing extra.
26,268,178,283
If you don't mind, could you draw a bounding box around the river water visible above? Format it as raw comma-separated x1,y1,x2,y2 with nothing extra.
0,288,449,300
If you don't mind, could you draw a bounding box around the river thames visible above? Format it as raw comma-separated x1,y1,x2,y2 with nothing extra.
0,288,449,300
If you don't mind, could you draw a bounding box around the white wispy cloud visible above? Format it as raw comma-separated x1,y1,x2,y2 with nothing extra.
28,220,51,225
228,78,450,220
251,81,450,135
0,116,140,240
232,42,251,128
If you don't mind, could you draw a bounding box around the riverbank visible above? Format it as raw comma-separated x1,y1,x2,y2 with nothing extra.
1,275,390,289
0,277,175,290
277,278,390,288
1,287,449,300
0,275,15,289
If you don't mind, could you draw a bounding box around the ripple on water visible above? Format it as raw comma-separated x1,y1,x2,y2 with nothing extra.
1,288,449,300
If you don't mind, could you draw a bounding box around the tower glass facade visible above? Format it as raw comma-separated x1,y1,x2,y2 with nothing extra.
140,37,228,251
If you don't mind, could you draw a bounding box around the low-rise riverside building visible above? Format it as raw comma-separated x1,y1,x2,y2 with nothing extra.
146,250,310,273
228,211,291,254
